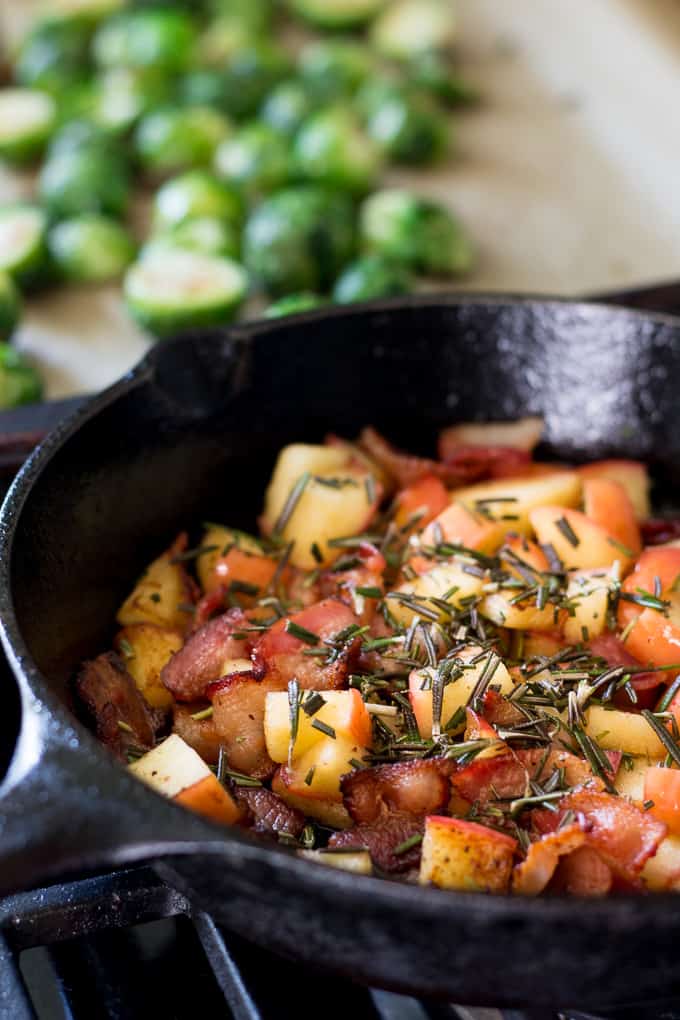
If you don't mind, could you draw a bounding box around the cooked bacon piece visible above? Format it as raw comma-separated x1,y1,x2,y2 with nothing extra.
319,543,386,625
342,759,454,825
161,608,251,702
193,587,229,630
358,427,483,489
451,747,602,807
253,598,360,690
440,444,531,481
549,846,613,897
512,824,586,896
235,786,305,840
542,789,666,882
481,689,527,729
329,812,424,873
209,671,282,780
75,652,165,760
641,518,680,546
172,702,223,765
589,632,661,708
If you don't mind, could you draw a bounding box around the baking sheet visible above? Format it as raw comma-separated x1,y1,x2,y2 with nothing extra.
2,0,680,398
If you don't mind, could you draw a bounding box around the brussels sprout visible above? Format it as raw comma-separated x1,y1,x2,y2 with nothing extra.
134,106,231,177
362,85,449,165
193,42,291,121
152,171,243,231
298,40,374,102
287,0,385,30
92,67,172,132
0,89,56,164
48,214,136,282
332,253,411,303
124,247,248,337
148,217,240,260
260,81,315,137
264,292,325,318
93,9,197,72
360,189,473,275
15,15,93,92
371,0,456,60
243,186,356,296
197,15,259,68
208,0,273,32
0,205,51,289
409,52,479,106
39,143,130,218
46,117,115,157
0,272,22,342
294,108,382,194
214,123,289,199
0,345,44,409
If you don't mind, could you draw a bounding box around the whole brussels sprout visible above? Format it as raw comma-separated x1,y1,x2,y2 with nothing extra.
152,170,243,230
15,14,93,92
214,123,289,200
243,186,356,296
134,106,232,176
332,253,411,303
208,0,273,32
371,0,456,60
0,88,56,165
39,143,130,219
264,292,325,318
409,52,479,106
187,42,291,121
287,0,386,30
0,272,22,342
47,214,136,282
0,345,43,409
93,9,197,72
260,81,315,138
362,84,449,165
298,40,374,102
360,189,473,275
294,108,382,194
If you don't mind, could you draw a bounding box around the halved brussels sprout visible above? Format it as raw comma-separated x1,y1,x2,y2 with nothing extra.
371,0,456,60
148,217,240,260
0,88,56,164
0,205,51,290
134,106,232,177
332,253,412,303
214,123,289,200
298,40,374,102
0,345,43,409
360,188,473,275
124,248,249,337
264,292,325,318
15,14,93,92
39,143,130,218
260,81,315,137
294,108,382,194
362,84,449,165
0,272,22,342
48,214,136,282
287,0,385,29
152,171,243,231
243,186,356,296
93,9,197,72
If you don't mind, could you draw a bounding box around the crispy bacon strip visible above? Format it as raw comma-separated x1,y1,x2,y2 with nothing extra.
172,702,223,765
512,824,586,896
209,671,282,780
451,748,602,806
235,786,305,840
319,543,386,625
641,518,680,546
441,444,531,481
161,608,251,702
358,427,482,489
328,812,424,873
75,652,166,760
342,759,454,825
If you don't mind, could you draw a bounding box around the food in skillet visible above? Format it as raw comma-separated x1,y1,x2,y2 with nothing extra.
75,420,680,895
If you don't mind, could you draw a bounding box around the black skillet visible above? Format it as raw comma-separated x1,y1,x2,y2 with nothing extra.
3,293,680,1012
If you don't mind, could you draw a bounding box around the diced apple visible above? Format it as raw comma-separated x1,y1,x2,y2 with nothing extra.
439,417,544,454
264,689,371,763
117,535,195,632
418,501,507,556
264,444,349,523
584,705,666,757
280,735,366,802
389,561,486,628
501,534,550,574
409,646,515,739
582,478,641,557
529,506,631,571
480,592,557,632
562,569,616,644
452,472,581,536
641,834,680,891
620,592,680,670
197,525,271,595
419,815,517,892
394,475,449,531
522,631,566,658
129,734,240,825
297,849,373,874
271,769,352,828
643,765,680,835
614,755,656,801
578,460,650,521
114,624,183,709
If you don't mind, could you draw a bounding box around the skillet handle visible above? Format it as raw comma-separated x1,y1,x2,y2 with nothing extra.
591,278,680,316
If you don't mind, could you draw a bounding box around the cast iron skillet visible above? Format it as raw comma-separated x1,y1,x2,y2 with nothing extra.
2,294,680,1011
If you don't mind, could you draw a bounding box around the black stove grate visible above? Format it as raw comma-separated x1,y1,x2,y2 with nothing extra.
0,867,678,1020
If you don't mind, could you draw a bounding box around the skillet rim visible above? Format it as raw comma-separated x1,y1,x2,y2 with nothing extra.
2,291,680,921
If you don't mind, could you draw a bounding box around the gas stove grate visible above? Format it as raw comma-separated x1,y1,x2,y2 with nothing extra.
0,867,678,1020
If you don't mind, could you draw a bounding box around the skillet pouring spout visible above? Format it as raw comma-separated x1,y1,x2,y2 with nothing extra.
3,296,680,1007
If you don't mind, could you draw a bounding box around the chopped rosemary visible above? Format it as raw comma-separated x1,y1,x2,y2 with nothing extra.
641,710,680,766
311,718,336,739
118,637,134,659
304,766,316,786
286,620,320,645
170,544,219,564
555,516,579,547
288,679,300,765
302,692,326,716
310,542,323,564
273,472,310,537
190,706,214,721
393,833,423,856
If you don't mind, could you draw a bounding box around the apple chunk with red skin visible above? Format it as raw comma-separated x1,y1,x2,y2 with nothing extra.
419,815,518,892
529,506,632,571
